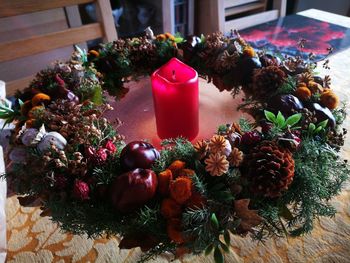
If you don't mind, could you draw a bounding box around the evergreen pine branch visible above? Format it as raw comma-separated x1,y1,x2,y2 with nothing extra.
153,138,196,174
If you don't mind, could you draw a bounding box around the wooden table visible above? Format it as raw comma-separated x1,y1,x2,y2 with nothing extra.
3,9,350,263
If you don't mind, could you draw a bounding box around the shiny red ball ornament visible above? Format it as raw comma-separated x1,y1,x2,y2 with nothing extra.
110,168,158,213
120,141,160,171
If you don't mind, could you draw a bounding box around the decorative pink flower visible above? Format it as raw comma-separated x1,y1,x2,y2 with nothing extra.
96,148,108,163
105,140,117,154
72,180,90,201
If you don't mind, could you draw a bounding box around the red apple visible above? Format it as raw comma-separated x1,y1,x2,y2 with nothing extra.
120,141,160,171
110,168,158,213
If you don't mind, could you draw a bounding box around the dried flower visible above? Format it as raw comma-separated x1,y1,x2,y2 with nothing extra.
298,72,313,84
167,218,185,244
205,153,229,176
324,75,331,88
169,177,192,204
220,50,238,69
193,139,208,159
158,169,173,196
72,180,90,200
168,160,186,176
209,135,231,156
228,147,244,167
161,198,182,219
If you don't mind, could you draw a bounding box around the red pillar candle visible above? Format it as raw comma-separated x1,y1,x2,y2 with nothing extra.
151,58,199,140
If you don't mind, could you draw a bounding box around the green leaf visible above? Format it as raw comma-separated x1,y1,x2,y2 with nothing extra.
264,110,276,123
308,123,316,134
220,241,230,253
211,213,220,229
318,119,328,129
314,126,323,134
276,111,285,128
214,247,224,263
205,244,214,256
285,113,302,127
91,86,103,105
223,230,231,246
174,37,184,43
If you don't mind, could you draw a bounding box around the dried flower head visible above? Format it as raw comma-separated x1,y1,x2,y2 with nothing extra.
204,153,229,176
220,50,239,69
228,147,244,167
169,177,192,204
209,135,231,156
298,72,313,84
193,139,209,159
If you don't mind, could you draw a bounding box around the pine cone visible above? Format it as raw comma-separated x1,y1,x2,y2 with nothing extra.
243,141,294,198
251,66,286,99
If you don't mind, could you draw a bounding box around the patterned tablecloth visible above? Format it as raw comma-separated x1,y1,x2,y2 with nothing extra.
2,9,350,263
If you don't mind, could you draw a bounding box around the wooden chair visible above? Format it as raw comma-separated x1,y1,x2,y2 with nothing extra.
198,0,287,34
0,0,118,96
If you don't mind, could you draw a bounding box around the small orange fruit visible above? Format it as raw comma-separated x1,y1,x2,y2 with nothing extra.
308,81,323,94
320,90,339,110
31,93,51,106
243,46,255,57
295,86,312,101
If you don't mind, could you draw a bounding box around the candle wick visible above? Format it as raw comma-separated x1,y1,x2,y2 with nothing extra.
172,70,176,81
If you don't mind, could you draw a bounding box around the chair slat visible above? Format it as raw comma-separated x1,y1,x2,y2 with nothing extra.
0,23,103,63
0,0,94,18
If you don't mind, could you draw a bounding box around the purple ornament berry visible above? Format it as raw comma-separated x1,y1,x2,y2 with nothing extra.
241,131,262,146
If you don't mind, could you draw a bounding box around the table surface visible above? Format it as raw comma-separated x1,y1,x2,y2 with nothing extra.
3,9,350,263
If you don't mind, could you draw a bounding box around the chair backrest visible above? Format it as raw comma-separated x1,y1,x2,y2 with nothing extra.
198,0,286,34
0,0,118,96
